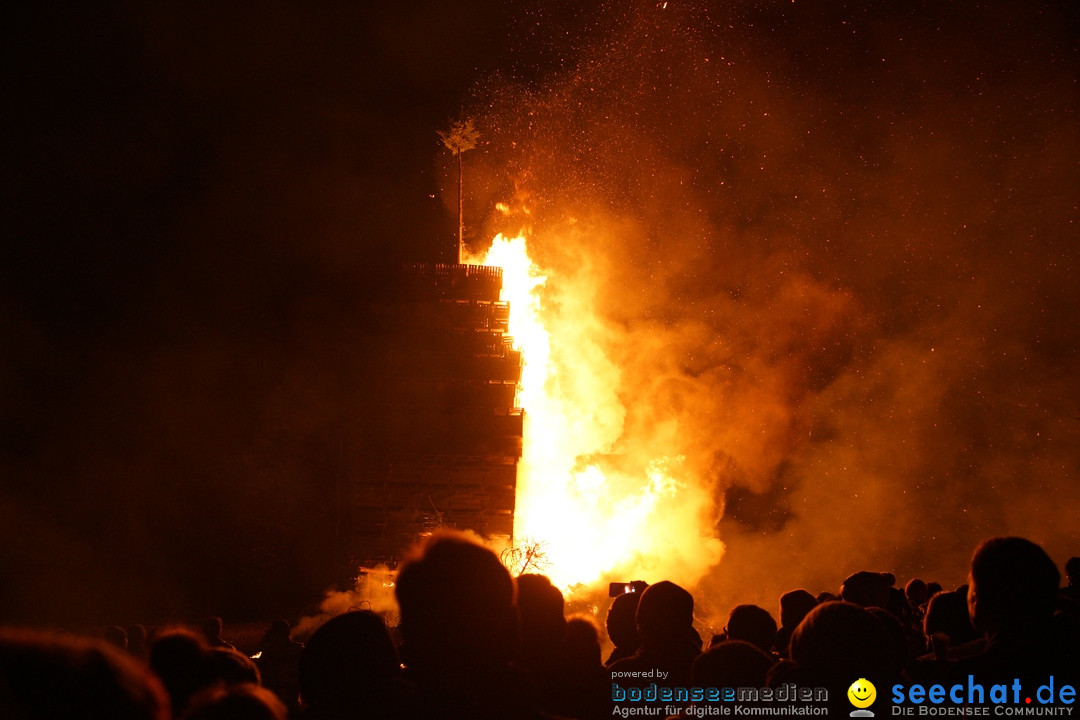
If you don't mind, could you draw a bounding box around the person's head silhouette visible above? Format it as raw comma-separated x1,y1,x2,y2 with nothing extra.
967,536,1059,636
635,580,695,647
395,530,518,675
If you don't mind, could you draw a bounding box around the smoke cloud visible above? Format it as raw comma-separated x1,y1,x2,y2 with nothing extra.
292,565,399,641
458,0,1079,621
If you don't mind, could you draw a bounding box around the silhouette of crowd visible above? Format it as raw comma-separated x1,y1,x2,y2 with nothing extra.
1,533,1077,719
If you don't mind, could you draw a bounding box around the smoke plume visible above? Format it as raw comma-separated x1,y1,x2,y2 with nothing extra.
456,0,1079,620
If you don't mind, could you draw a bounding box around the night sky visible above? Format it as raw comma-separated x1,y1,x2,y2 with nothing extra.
3,1,1078,627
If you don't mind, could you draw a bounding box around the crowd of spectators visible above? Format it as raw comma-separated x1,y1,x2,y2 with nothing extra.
1,533,1077,719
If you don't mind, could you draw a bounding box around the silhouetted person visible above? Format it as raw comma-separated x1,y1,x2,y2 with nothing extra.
724,604,778,656
1062,557,1080,604
922,588,980,658
840,571,894,608
694,640,775,688
908,587,984,687
883,586,926,658
210,646,261,686
201,616,236,651
561,615,609,720
769,601,898,716
298,609,406,719
127,624,149,659
608,580,702,688
952,536,1079,689
149,627,217,717
774,589,817,657
605,588,644,665
516,573,571,716
867,605,913,676
664,640,775,719
905,578,929,614
0,629,169,719
566,615,603,674
182,683,287,720
104,624,129,651
395,530,543,720
256,618,303,712
787,601,898,678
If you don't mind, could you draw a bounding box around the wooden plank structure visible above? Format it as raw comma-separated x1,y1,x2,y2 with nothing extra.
349,263,523,567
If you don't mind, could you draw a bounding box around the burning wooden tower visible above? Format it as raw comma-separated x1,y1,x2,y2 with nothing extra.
348,263,522,567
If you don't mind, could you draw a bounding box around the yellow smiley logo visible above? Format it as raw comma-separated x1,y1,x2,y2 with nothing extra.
847,678,877,709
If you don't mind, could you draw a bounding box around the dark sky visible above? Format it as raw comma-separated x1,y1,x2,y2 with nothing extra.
2,0,523,625
2,1,1078,626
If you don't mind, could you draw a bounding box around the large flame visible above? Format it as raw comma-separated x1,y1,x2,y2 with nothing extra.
468,233,723,592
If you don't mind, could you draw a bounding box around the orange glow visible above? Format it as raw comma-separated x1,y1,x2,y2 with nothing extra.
467,233,723,593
